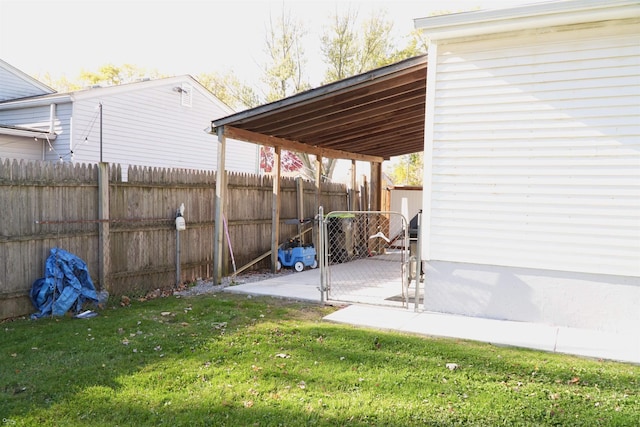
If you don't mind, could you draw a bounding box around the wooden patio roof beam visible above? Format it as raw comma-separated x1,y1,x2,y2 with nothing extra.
219,125,385,163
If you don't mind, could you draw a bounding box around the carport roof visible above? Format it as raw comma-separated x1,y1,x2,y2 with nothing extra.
212,54,427,162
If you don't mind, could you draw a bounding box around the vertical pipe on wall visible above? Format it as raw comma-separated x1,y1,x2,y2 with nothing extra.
99,102,103,163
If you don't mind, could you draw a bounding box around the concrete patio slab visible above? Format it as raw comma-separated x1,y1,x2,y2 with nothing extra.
324,305,639,364
222,269,639,365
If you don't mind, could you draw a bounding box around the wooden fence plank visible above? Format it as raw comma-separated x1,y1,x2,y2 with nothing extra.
1,160,349,319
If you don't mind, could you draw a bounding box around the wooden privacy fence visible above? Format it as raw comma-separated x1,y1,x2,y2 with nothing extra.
0,159,351,319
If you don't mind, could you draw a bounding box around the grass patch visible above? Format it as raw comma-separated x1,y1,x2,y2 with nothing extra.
1,293,638,426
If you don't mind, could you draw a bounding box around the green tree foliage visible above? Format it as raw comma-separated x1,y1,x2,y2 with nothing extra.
389,29,429,63
37,64,166,92
35,72,83,92
357,10,396,71
320,8,359,82
196,72,261,110
263,9,310,102
313,8,427,183
387,152,423,186
78,63,165,87
321,8,425,83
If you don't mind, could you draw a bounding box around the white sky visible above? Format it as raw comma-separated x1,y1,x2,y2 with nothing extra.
1,0,540,183
1,0,537,90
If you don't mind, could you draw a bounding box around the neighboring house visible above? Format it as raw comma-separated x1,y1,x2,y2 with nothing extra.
0,59,259,178
0,59,58,159
415,0,639,335
0,58,55,101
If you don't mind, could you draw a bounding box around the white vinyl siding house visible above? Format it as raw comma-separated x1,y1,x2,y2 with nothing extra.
0,129,43,160
0,70,259,178
416,0,639,334
0,59,59,153
65,77,259,179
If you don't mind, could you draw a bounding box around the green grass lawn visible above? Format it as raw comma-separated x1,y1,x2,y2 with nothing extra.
1,292,638,426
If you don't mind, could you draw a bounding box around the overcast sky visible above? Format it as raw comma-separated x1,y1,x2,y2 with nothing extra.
1,0,537,89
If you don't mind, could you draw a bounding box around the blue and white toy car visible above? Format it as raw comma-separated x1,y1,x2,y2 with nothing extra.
277,238,318,272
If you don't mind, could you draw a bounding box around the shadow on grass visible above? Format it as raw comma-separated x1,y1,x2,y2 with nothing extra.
1,294,638,426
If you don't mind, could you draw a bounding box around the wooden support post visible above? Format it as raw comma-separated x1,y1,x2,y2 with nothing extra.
296,176,304,243
98,162,110,291
362,174,369,211
315,155,321,209
314,155,322,248
213,127,227,285
350,160,357,210
271,146,281,272
296,176,304,221
370,161,382,211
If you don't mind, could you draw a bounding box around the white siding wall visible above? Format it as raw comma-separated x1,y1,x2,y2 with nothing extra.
390,188,423,221
71,81,258,179
425,20,640,278
225,138,260,174
0,135,43,160
45,103,72,162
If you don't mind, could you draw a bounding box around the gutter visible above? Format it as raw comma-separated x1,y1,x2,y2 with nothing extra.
414,0,640,41
0,125,57,140
0,94,71,110
0,102,58,139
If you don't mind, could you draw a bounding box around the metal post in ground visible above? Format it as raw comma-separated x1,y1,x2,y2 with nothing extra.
175,204,185,286
176,227,181,286
318,206,325,303
415,209,423,312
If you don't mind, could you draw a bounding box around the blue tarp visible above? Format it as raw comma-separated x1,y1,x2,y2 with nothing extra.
30,248,99,319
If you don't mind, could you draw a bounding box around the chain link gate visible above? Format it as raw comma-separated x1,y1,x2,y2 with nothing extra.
318,209,414,308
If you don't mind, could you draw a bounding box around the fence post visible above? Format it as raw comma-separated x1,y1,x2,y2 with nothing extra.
98,162,110,292
213,128,227,285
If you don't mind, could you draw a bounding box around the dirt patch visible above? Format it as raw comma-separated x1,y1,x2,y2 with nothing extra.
174,269,296,297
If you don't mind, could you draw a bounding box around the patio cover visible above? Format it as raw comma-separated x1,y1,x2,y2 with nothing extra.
210,54,428,282
212,54,427,161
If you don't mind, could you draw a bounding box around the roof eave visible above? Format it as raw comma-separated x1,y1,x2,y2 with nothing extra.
0,125,57,140
414,0,640,40
0,94,72,110
211,54,428,131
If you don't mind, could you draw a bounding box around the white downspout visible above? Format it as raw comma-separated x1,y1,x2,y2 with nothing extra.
47,103,57,161
49,103,55,133
41,103,57,161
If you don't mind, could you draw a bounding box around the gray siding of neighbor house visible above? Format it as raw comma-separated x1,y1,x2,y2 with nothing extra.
420,17,639,335
0,64,51,101
70,80,258,179
0,134,43,160
0,103,70,162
